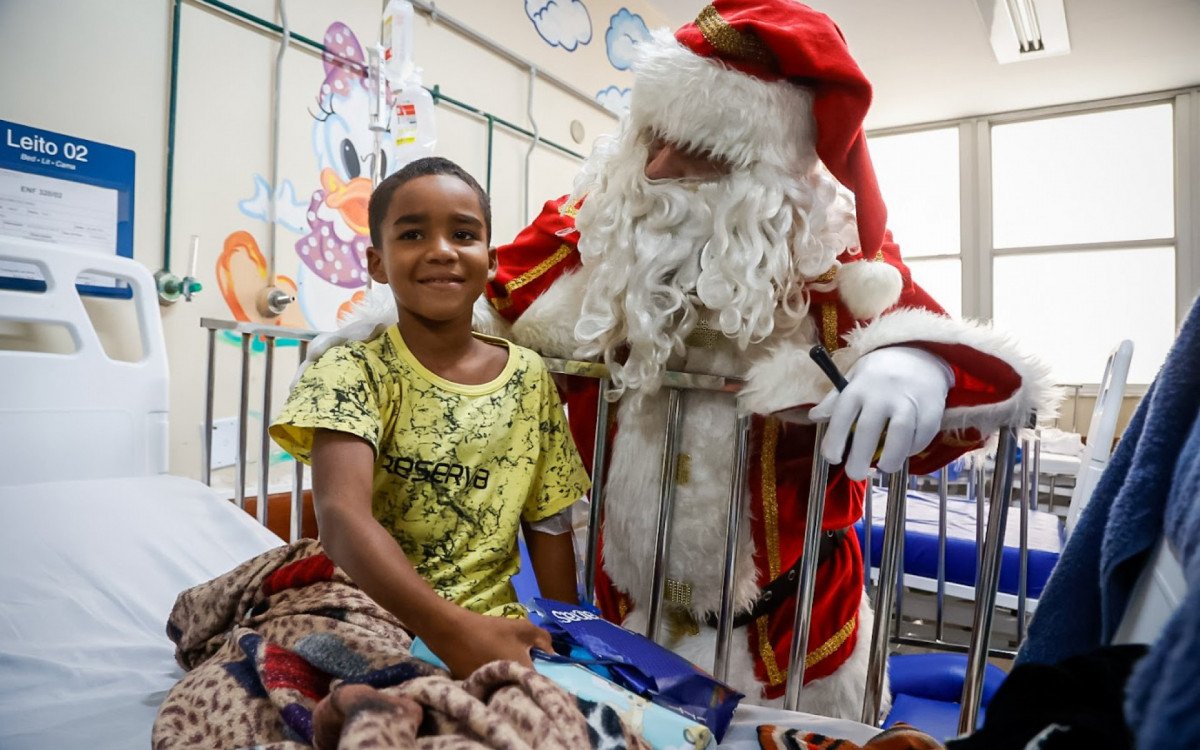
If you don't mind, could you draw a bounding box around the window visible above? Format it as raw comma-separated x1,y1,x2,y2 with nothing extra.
868,127,962,317
991,105,1174,249
992,248,1175,384
989,103,1176,383
864,96,1190,385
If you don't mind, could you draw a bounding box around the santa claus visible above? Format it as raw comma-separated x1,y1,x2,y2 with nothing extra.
479,0,1056,719
314,0,1056,720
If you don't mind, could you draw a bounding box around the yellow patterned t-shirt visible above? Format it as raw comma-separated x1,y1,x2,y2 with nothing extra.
270,326,589,618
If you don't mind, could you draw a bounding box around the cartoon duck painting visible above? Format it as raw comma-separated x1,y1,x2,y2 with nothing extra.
295,22,400,331
218,22,399,334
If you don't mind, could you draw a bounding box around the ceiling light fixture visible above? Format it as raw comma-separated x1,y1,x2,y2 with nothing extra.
975,0,1070,64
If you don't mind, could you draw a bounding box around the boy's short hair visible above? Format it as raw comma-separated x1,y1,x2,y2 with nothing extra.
367,156,492,249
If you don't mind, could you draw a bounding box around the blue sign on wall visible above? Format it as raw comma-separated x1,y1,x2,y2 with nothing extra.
0,119,136,298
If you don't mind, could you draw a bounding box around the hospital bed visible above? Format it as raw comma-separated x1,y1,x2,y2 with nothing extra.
856,341,1132,628
0,239,282,749
861,342,1133,738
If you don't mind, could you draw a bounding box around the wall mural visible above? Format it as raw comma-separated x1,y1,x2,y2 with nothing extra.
525,0,593,51
595,84,631,115
217,22,401,347
596,8,649,114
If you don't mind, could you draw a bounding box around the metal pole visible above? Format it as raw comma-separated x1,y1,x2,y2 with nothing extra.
783,423,831,709
290,340,308,542
958,427,1018,734
484,114,495,195
646,389,684,643
974,464,985,586
583,379,611,606
162,0,183,273
936,466,949,642
1018,435,1032,644
1031,427,1041,511
863,474,874,593
714,415,752,682
266,0,289,285
893,506,906,642
861,462,909,725
202,327,216,486
257,336,275,527
235,333,252,509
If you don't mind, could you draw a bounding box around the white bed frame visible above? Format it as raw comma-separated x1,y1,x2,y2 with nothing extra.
0,238,283,750
0,236,169,485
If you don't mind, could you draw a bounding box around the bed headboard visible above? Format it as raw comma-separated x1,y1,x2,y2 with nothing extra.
0,237,169,486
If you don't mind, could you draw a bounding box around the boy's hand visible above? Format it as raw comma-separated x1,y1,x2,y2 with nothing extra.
427,609,552,679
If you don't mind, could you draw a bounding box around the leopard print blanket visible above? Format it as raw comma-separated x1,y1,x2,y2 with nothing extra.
153,539,649,750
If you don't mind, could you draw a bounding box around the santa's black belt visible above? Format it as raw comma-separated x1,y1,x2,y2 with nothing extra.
699,527,851,630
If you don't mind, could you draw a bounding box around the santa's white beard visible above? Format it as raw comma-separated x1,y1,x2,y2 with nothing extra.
571,132,848,403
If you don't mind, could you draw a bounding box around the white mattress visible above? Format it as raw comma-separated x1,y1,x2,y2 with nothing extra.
0,475,282,750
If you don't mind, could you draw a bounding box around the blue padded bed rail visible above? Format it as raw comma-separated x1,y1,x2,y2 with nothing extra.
855,490,1064,599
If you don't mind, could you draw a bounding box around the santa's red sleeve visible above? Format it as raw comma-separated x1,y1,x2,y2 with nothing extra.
486,195,606,468
739,231,1058,472
486,195,583,323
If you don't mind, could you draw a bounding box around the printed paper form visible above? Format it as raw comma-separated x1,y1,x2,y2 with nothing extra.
0,167,120,288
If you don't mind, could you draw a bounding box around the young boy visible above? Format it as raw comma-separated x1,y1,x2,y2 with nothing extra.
270,157,589,678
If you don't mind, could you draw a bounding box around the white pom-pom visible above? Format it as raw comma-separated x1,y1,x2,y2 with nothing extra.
837,259,903,320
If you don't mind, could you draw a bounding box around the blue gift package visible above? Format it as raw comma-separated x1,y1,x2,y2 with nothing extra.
527,598,744,740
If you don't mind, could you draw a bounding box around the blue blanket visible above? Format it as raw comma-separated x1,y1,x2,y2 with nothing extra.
1017,294,1200,748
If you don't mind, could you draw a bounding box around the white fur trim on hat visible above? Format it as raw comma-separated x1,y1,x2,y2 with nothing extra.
836,259,902,321
629,29,816,173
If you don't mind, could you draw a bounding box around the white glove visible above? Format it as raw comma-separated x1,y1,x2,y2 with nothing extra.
808,346,954,480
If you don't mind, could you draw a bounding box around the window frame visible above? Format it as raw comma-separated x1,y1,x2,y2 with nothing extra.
866,86,1200,385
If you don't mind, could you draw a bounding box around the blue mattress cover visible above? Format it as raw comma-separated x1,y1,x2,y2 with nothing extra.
854,490,1064,598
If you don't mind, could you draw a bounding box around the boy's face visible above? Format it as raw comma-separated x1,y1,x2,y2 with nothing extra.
366,174,496,326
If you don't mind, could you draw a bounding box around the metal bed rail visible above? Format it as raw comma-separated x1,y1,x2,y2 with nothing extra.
200,318,319,538
199,317,1023,731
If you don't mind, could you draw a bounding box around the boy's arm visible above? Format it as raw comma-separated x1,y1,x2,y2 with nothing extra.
311,428,552,677
521,520,579,604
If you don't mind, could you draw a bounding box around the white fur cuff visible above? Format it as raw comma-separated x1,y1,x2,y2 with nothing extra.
845,308,1060,434
737,308,1059,436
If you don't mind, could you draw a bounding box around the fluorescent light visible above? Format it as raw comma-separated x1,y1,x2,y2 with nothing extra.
975,0,1070,64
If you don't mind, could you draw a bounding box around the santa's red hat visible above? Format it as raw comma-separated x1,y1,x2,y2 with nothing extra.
628,0,887,261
